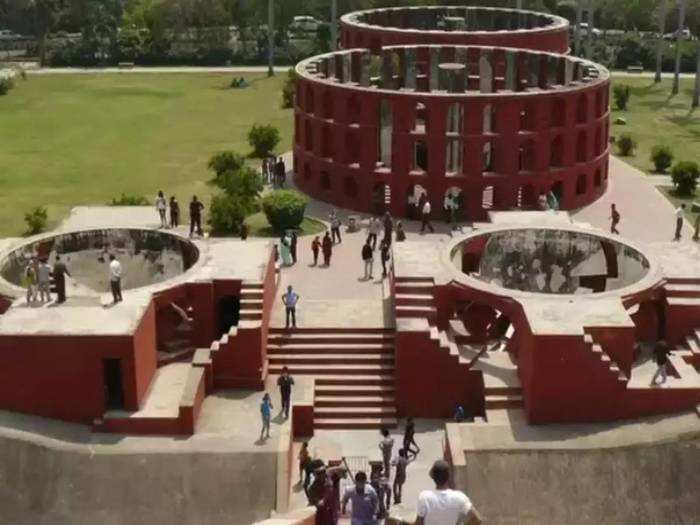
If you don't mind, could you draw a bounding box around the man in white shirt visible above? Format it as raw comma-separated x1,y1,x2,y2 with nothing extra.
416,460,481,525
109,255,123,303
674,204,686,241
420,199,434,234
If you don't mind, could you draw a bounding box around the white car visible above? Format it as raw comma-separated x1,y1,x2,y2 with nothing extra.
577,23,602,37
0,29,22,40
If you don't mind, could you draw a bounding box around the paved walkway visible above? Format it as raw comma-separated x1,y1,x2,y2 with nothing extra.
26,65,281,75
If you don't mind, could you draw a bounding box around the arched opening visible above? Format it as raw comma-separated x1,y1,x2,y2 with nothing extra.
576,131,587,163
322,90,333,120
520,101,537,131
483,104,497,133
550,135,564,167
344,176,358,199
346,129,360,165
551,180,564,203
444,186,463,222
446,103,462,134
414,140,428,172
294,115,300,143
519,184,537,209
320,171,331,191
577,94,588,123
379,99,392,167
519,139,536,172
304,164,312,182
372,182,388,215
217,295,240,338
321,127,334,159
482,140,495,173
482,185,494,210
306,86,315,114
305,122,314,153
595,126,603,156
594,169,602,187
446,139,462,174
414,102,428,133
595,89,603,118
576,173,587,195
551,98,565,127
348,94,361,124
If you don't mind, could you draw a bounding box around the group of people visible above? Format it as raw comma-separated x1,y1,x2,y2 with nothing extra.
22,256,68,305
154,190,205,238
261,156,287,188
610,202,700,241
361,220,391,280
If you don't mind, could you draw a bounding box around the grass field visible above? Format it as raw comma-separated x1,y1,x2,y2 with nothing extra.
0,73,292,237
610,76,700,174
244,211,326,238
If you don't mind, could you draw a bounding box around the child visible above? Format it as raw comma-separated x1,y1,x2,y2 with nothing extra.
260,393,273,440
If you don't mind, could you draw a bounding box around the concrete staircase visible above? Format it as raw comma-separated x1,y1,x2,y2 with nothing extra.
267,328,397,430
395,276,437,324
583,333,628,385
240,282,264,322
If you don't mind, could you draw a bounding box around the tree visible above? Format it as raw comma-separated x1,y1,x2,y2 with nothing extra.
281,67,298,108
31,0,62,66
673,0,687,95
671,160,700,195
656,0,668,83
267,0,274,76
248,123,280,157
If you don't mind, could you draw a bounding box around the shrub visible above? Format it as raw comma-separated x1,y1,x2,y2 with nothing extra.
281,67,298,109
208,193,258,235
671,161,700,197
24,206,48,235
613,84,632,111
248,123,280,158
262,190,309,233
650,145,674,173
111,193,149,206
0,76,15,96
616,134,636,156
208,151,246,177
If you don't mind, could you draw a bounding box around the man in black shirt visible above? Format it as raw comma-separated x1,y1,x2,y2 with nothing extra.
189,195,205,237
275,157,286,188
403,417,420,459
53,255,71,303
277,366,295,418
650,341,673,386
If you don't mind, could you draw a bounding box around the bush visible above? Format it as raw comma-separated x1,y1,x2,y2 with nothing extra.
208,151,246,177
0,76,15,96
650,145,674,173
262,190,309,233
208,193,258,235
24,206,48,235
111,193,149,205
281,67,298,108
671,161,700,197
616,134,637,156
248,123,280,158
613,84,631,110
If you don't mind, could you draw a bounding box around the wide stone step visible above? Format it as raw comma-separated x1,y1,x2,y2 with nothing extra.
267,343,394,355
269,327,393,335
395,293,434,306
314,406,397,419
314,417,398,430
484,386,523,396
667,297,700,307
485,394,524,409
269,353,394,365
665,283,700,298
268,364,394,375
314,395,396,407
239,309,262,320
396,305,437,318
395,276,434,283
268,334,395,345
315,375,394,386
315,384,395,396
240,290,263,300
395,283,435,294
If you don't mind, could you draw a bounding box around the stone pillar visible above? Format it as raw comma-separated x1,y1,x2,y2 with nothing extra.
381,51,394,89
527,53,540,89
505,50,517,91
341,53,351,84
360,52,371,87
404,48,417,90
479,49,494,94
547,55,559,87
439,63,466,94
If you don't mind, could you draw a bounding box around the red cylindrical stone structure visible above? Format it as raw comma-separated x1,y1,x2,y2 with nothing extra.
340,6,570,54
293,44,610,221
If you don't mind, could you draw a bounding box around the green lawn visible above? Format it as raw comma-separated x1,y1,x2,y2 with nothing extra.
610,76,700,174
659,187,700,223
244,212,326,238
0,73,292,237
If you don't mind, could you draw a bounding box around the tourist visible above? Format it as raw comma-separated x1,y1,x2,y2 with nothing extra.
444,192,453,224
694,212,700,241
416,460,482,525
279,233,293,266
382,211,393,245
403,417,420,458
53,255,71,304
23,258,37,304
380,239,390,278
282,285,299,329
169,196,180,228
650,340,673,386
674,204,686,241
454,405,466,422
109,255,123,303
309,465,338,525
240,222,249,240
378,428,394,479
275,157,287,188
362,239,374,280
260,393,273,440
290,231,298,264
36,258,51,303
371,466,392,519
330,211,342,244
538,192,549,211
189,195,205,237
311,236,321,266
261,157,269,185
156,190,167,228
341,471,378,525
407,192,416,220
546,190,559,211
298,441,311,485
421,198,434,234
392,448,414,505
277,366,295,419
322,231,333,266
395,221,406,242
367,217,380,250
305,457,326,497
610,203,620,234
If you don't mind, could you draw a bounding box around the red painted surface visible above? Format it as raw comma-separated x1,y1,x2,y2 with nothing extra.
292,403,315,438
0,295,11,315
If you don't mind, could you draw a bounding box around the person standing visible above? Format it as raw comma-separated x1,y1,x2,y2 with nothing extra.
53,255,71,304
23,258,37,305
380,239,390,278
391,448,414,505
309,466,338,525
403,417,420,458
395,222,406,242
650,340,673,386
444,192,453,224
694,212,700,241
546,190,559,211
378,428,394,480
240,222,249,240
36,259,52,303
322,231,333,266
290,231,298,264
282,285,299,329
298,442,311,485
156,190,167,228
189,195,205,237
261,157,269,185
280,234,293,266
341,471,379,525
169,196,180,228
311,236,321,266
416,460,482,525
275,157,287,188
277,366,295,419
260,393,273,440
367,217,380,250
109,254,123,303
330,211,342,244
421,198,434,234
674,204,686,241
362,239,374,280
382,211,393,245
407,192,416,220
610,203,620,234
538,192,549,211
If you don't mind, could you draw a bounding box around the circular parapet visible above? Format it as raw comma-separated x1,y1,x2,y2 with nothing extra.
0,228,200,296
340,6,570,54
293,44,610,221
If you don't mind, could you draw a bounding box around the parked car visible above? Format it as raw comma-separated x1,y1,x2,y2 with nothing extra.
663,28,691,40
0,29,23,40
